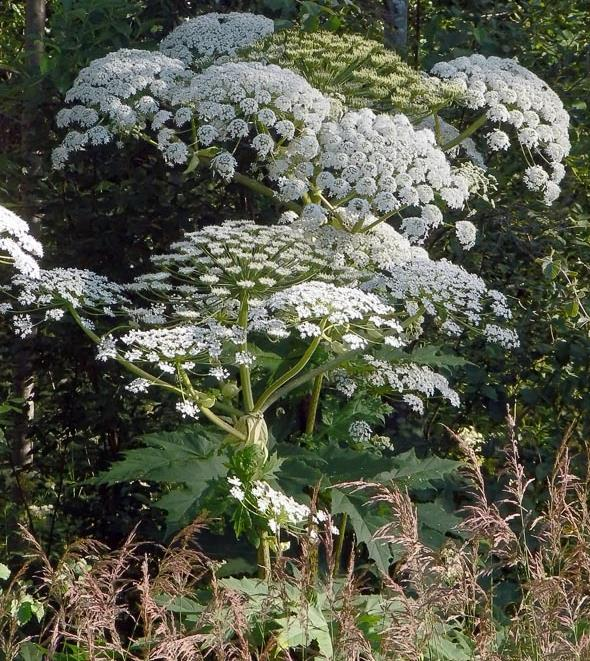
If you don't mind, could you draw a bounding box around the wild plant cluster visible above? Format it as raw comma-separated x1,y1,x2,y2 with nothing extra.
0,9,586,661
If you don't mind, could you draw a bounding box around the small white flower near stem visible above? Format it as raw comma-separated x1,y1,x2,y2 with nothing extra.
349,421,372,444
176,401,200,419
455,220,477,250
228,476,246,502
234,351,256,367
228,475,333,538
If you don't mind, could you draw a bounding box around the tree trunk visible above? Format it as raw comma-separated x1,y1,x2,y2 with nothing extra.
383,0,408,53
24,0,46,73
11,0,46,473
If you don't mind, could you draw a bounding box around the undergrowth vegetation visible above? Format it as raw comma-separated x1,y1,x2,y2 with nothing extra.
3,421,589,659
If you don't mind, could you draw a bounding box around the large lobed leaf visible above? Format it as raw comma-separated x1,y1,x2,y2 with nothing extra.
95,426,228,532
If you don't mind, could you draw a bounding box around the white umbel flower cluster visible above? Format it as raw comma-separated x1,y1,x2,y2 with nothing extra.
118,322,244,370
349,420,372,444
313,222,417,271
174,61,333,176
185,61,333,133
431,54,570,204
12,268,126,314
267,281,404,349
3,268,126,339
52,49,192,168
365,359,461,413
131,219,357,316
272,109,471,239
0,205,43,278
455,220,477,250
159,12,274,68
369,253,512,334
268,281,393,324
176,400,200,419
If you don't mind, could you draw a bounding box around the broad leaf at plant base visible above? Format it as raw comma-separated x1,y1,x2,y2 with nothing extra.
275,603,333,659
277,438,462,564
95,426,228,532
95,426,226,485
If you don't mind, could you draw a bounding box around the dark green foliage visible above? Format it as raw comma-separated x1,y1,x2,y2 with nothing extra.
97,427,225,486
44,0,154,94
96,426,228,533
93,414,462,564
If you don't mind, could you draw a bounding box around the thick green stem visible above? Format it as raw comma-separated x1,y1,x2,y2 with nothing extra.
433,113,443,143
257,530,272,580
177,365,198,398
213,399,244,417
177,368,247,437
305,374,324,435
254,335,323,412
193,403,245,440
440,113,488,152
259,350,359,413
238,294,255,413
332,512,348,576
67,306,247,442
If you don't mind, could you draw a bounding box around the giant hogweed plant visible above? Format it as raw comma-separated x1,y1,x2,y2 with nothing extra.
0,13,570,576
